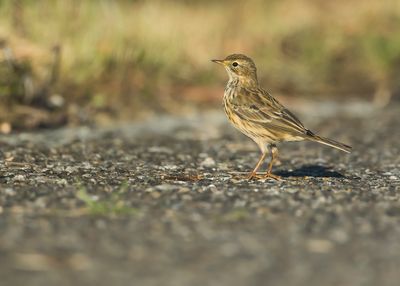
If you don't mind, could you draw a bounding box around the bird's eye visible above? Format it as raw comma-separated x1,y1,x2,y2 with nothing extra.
232,62,238,67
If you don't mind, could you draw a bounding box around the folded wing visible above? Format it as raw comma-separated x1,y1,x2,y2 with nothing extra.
230,87,309,137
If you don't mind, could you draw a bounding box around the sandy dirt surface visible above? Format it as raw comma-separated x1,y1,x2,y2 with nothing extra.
0,102,399,286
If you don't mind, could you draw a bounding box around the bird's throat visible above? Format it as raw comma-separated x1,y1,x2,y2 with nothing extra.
238,76,258,88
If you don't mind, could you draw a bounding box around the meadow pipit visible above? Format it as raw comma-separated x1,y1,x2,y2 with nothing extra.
212,54,351,180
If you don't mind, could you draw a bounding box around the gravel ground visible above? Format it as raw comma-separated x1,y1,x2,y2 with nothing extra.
0,102,399,286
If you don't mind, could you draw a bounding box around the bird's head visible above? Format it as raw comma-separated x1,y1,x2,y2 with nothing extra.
212,54,258,85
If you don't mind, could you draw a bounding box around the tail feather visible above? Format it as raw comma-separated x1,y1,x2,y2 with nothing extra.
307,131,352,153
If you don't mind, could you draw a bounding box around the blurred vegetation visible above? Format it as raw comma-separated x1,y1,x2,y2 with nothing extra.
76,184,138,216
0,0,399,130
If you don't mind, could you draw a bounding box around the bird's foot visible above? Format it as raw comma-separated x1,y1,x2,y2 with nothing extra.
263,172,281,181
246,172,258,180
246,172,281,181
229,172,281,181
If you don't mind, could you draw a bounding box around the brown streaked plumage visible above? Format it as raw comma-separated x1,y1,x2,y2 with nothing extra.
212,54,352,180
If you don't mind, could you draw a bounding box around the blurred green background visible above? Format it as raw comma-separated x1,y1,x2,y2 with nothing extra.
0,0,399,130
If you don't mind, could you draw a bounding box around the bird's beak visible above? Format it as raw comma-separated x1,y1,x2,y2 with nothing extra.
211,59,225,65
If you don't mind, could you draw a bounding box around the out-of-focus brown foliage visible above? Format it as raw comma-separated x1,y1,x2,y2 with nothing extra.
0,0,399,130
0,37,67,130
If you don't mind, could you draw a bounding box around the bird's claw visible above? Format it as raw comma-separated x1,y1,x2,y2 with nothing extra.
263,173,281,181
246,172,281,181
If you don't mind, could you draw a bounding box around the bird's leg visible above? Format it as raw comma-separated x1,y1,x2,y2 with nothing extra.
264,145,281,180
246,152,267,179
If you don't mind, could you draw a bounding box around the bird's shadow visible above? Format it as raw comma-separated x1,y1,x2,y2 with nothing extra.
275,164,345,178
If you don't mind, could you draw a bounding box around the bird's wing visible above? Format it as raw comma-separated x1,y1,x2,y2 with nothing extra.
230,87,309,136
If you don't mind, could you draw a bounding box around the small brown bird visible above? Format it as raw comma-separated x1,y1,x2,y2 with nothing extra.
212,54,351,180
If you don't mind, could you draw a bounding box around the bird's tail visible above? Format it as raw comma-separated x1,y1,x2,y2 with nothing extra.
306,131,352,153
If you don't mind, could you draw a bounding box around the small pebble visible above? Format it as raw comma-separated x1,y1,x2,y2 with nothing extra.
13,175,26,182
200,157,216,167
